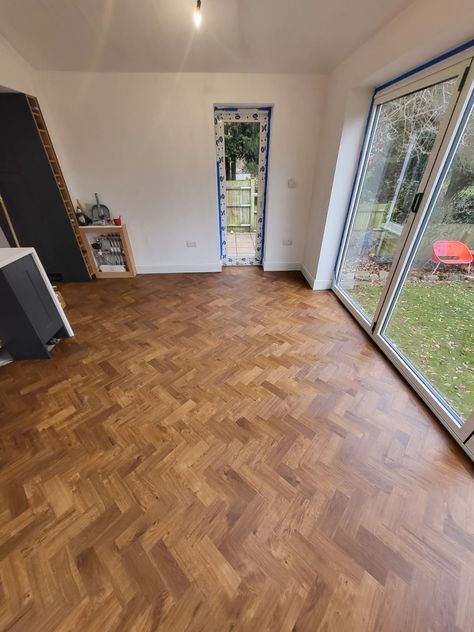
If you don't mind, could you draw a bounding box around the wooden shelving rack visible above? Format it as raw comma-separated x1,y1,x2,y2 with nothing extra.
25,95,94,279
79,225,136,278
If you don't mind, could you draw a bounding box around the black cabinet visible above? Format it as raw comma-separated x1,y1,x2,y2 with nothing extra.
0,93,91,282
0,254,69,360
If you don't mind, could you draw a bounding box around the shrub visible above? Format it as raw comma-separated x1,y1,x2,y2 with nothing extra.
448,185,474,224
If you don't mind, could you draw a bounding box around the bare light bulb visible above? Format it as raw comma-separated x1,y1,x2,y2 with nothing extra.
193,0,202,28
193,8,202,28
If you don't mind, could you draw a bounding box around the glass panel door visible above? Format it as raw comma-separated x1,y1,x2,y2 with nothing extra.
381,96,474,426
337,75,459,322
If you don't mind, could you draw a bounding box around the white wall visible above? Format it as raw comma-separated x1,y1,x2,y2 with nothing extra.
0,33,37,94
0,226,9,247
37,72,325,273
302,0,474,289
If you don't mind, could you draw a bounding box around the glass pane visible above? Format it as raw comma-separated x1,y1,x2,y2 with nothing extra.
338,78,457,320
224,122,260,261
384,100,474,422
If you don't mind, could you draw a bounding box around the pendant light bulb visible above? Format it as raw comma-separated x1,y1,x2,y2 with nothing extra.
194,0,202,28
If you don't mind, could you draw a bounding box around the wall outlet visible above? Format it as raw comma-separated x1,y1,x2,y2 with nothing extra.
282,239,293,246
186,240,197,248
287,178,297,189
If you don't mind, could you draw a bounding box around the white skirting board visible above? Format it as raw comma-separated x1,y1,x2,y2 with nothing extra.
262,261,301,272
135,261,333,290
301,264,315,288
136,263,222,274
301,263,332,290
314,279,333,290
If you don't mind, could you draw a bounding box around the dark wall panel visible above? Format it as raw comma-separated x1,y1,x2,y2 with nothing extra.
0,94,90,281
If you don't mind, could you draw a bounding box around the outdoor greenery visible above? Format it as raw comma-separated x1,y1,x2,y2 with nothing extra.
359,79,474,230
339,76,474,426
352,282,473,420
224,122,260,180
448,184,474,224
360,81,456,226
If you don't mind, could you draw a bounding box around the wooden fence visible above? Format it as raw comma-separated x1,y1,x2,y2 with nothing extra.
350,201,473,262
226,178,257,232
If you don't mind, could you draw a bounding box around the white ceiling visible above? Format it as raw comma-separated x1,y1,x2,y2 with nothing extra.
0,0,414,73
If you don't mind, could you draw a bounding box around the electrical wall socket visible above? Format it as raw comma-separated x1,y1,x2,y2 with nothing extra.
186,241,197,248
287,178,297,189
282,239,293,246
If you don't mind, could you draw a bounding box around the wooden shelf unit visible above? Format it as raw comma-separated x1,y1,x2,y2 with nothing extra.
25,95,94,279
79,225,137,278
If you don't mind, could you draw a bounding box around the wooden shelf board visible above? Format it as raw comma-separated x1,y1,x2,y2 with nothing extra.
79,225,127,232
95,271,134,278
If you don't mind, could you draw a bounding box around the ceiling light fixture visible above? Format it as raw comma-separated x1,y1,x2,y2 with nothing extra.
193,0,202,28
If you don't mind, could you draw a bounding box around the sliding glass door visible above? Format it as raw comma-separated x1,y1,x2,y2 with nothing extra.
334,54,474,454
381,94,474,426
337,65,466,323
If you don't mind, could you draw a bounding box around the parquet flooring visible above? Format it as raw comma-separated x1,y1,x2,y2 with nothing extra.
0,267,473,632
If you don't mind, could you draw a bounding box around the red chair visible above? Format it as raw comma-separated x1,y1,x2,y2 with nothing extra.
432,240,472,273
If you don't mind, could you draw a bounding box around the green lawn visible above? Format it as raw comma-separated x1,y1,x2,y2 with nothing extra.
351,282,474,420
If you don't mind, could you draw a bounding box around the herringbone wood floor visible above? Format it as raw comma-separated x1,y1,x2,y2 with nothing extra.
0,268,473,632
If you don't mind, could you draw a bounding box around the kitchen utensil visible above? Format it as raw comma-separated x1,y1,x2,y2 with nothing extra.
91,193,111,223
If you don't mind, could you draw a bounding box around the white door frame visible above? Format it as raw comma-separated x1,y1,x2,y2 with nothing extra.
214,107,271,266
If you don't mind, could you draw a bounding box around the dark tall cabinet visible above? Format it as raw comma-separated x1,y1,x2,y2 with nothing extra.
0,93,93,282
0,252,70,359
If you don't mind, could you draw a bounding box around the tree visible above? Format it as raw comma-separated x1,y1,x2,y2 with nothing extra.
430,101,474,225
443,112,474,213
361,81,456,225
447,185,474,223
224,122,260,180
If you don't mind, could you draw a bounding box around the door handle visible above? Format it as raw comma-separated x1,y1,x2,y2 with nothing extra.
411,192,424,214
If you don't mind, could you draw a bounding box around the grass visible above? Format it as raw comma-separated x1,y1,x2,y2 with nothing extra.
351,281,474,421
